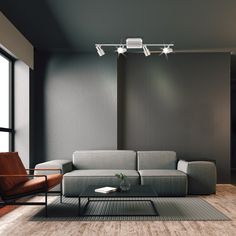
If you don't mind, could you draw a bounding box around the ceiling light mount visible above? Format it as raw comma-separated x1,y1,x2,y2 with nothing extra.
126,38,143,49
95,38,174,57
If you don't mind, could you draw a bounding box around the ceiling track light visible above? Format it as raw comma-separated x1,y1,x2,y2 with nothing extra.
143,45,151,57
95,38,174,57
96,44,105,56
162,46,174,55
116,46,127,55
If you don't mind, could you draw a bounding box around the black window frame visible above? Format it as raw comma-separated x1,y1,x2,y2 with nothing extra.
0,48,15,151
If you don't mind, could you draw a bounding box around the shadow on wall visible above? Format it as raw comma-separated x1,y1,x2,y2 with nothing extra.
30,50,49,167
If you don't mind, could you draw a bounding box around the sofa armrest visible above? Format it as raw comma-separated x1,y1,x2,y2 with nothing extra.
177,160,189,173
177,160,216,195
34,160,73,175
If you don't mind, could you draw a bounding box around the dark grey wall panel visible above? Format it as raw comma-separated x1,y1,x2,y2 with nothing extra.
119,53,230,183
32,52,117,164
231,55,236,169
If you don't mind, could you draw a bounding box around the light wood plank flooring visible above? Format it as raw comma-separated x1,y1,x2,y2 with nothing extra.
0,184,236,236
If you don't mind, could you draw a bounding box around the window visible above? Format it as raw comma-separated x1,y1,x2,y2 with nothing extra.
0,50,14,151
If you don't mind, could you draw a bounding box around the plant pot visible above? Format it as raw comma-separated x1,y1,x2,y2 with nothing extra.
119,178,131,192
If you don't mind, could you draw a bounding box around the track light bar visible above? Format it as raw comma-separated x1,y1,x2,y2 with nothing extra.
95,38,174,57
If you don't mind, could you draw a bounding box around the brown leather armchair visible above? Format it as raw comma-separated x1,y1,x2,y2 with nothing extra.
0,152,63,216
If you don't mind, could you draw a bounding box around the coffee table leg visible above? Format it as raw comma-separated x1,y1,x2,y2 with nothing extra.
150,200,159,216
82,197,90,215
78,197,81,215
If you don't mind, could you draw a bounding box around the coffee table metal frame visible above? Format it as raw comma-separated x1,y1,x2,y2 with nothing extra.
78,185,159,217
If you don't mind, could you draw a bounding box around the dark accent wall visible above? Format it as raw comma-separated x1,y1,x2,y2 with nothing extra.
31,51,230,183
231,55,236,170
118,53,230,183
31,51,117,165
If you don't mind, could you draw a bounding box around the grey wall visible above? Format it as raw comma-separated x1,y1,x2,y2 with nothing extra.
14,60,30,167
31,51,117,164
118,53,230,183
31,51,230,183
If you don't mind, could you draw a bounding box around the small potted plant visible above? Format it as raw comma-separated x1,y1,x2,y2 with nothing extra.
115,173,131,192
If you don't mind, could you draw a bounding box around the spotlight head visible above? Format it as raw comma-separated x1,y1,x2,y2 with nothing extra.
96,45,105,56
116,46,127,55
143,45,151,56
162,46,173,55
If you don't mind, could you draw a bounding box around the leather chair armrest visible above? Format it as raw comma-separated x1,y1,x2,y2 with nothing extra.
26,168,62,174
0,174,47,178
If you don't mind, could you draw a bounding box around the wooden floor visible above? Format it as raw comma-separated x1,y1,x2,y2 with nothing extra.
0,185,236,236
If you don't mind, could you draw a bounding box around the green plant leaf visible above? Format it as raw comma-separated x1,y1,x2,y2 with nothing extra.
115,172,127,180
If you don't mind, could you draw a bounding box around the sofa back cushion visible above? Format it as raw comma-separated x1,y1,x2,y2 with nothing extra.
73,150,136,170
0,152,28,193
137,151,177,170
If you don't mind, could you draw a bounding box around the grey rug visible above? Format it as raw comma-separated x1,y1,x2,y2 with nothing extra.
30,197,230,221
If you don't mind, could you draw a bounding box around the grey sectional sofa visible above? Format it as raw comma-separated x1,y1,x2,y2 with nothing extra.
35,150,217,197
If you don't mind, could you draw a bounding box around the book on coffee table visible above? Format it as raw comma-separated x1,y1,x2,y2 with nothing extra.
94,187,117,194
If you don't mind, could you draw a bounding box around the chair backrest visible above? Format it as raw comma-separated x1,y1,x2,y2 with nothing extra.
0,152,28,193
137,151,177,170
73,150,136,170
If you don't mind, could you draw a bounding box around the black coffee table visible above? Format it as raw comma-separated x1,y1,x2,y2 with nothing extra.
78,185,159,216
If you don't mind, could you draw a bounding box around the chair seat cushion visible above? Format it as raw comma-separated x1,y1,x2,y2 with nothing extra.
139,170,187,196
63,169,139,197
5,174,63,197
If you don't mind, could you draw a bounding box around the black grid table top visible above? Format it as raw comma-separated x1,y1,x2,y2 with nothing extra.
79,185,158,198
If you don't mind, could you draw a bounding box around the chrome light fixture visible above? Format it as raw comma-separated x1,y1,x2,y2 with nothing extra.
143,45,151,57
96,44,105,56
162,46,173,55
126,38,143,49
95,38,174,57
116,46,127,55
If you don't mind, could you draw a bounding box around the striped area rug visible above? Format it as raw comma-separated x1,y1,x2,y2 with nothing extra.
30,197,230,221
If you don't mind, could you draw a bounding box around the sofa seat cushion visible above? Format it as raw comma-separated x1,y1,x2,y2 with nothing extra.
139,169,186,177
5,174,63,198
139,170,187,196
63,169,139,197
